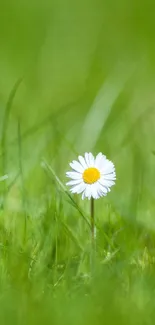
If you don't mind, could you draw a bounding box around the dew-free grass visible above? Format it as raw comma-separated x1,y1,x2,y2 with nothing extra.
0,0,155,323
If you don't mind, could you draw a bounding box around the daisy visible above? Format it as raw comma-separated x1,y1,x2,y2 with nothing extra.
66,152,116,200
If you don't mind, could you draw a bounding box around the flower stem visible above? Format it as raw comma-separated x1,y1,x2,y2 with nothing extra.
90,197,95,272
91,197,95,246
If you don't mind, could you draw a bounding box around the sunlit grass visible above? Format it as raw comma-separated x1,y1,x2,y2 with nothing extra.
0,0,155,323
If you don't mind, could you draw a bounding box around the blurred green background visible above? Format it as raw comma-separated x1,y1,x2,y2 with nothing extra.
0,0,155,324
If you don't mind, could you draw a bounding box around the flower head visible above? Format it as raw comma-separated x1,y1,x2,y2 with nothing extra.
66,152,116,200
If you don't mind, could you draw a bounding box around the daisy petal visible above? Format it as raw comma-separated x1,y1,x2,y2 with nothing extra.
98,155,107,169
98,183,109,195
78,155,87,169
91,183,99,199
82,191,86,200
84,184,92,199
66,171,82,180
88,152,95,166
101,160,115,174
84,152,90,167
70,183,86,194
66,179,82,186
104,180,115,187
95,153,106,168
97,188,104,198
103,173,116,180
70,160,84,173
99,177,115,188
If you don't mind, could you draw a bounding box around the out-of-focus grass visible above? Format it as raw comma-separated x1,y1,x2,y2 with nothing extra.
0,0,155,324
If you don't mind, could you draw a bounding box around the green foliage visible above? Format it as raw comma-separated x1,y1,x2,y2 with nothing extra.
0,0,155,323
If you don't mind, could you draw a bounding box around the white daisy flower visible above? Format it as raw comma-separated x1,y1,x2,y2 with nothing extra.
66,152,116,200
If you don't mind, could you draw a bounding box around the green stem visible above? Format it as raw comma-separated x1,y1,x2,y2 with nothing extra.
90,197,95,273
91,197,95,246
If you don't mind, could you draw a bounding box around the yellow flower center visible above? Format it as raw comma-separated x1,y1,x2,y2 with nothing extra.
83,167,100,184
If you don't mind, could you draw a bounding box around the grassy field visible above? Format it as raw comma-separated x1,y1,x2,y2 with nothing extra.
0,0,155,324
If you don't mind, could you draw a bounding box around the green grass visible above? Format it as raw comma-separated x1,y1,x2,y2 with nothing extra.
0,0,155,323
